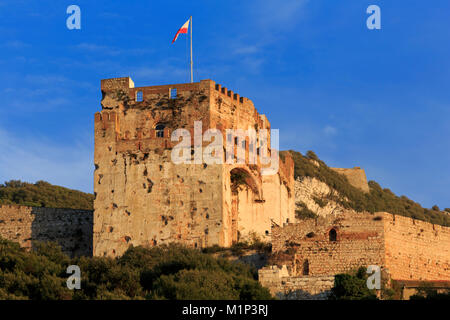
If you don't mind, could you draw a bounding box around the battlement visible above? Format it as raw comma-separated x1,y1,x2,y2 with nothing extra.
213,81,251,105
101,77,135,91
99,77,271,131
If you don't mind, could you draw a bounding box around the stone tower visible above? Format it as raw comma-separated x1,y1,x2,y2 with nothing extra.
93,77,295,257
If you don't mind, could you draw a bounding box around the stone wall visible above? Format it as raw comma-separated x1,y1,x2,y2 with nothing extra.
0,205,93,257
271,211,386,276
258,266,334,300
383,212,450,281
260,211,450,299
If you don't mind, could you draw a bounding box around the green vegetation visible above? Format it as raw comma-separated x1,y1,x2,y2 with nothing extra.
230,170,250,192
0,180,93,210
295,201,319,220
330,267,377,300
409,287,450,300
281,150,450,227
0,238,272,300
202,232,272,257
312,195,328,208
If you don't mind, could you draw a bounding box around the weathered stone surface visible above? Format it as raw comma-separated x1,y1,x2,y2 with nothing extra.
0,205,92,257
271,211,386,276
294,177,351,218
330,167,370,193
271,211,450,280
259,211,450,299
93,77,295,257
258,266,334,300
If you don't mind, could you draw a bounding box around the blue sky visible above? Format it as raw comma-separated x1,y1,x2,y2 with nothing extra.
0,0,449,209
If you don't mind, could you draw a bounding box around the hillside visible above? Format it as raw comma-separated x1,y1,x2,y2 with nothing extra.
281,150,450,227
0,180,94,210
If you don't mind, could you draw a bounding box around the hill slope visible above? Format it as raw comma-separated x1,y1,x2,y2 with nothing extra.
0,180,93,210
281,150,450,227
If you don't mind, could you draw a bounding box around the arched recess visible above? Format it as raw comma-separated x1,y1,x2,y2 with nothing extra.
155,123,166,138
302,259,310,275
329,228,337,242
229,167,263,244
230,167,262,199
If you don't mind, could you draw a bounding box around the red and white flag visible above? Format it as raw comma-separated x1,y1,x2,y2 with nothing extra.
172,19,190,43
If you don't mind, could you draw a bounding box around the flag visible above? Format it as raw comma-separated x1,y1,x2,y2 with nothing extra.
172,19,190,43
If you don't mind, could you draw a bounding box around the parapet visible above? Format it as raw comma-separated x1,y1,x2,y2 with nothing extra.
101,77,135,91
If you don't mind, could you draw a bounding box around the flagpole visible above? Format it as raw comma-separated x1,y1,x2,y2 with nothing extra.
190,16,193,83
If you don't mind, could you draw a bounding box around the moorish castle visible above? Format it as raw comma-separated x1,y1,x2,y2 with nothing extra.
0,77,449,299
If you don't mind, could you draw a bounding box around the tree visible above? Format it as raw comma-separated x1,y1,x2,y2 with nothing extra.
331,267,377,300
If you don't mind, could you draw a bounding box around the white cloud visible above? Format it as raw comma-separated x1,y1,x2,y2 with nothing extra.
3,40,30,48
73,43,154,57
0,73,96,114
323,125,337,136
251,0,309,31
233,45,260,55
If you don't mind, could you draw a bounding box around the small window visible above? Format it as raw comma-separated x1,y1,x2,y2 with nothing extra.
155,124,165,138
234,137,238,145
329,228,337,242
169,88,177,99
265,230,269,236
227,133,232,142
136,91,143,102
303,260,310,276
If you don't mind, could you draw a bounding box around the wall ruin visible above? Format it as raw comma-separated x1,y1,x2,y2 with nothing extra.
259,211,450,299
330,167,370,193
0,205,93,257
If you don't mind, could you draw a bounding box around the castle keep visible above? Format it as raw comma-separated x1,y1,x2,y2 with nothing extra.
93,77,295,257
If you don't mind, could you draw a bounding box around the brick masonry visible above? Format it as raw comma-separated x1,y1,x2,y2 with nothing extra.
259,211,450,299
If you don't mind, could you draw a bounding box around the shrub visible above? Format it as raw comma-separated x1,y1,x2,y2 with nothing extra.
331,267,377,300
0,180,93,210
295,202,318,220
0,238,272,300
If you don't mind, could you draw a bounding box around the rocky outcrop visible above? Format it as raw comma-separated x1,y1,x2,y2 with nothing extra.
294,176,355,219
